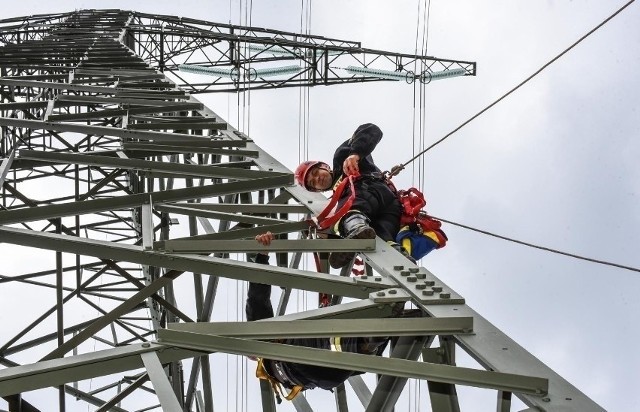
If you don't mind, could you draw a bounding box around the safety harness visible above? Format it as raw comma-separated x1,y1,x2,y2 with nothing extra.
311,172,446,253
311,173,359,231
395,188,448,259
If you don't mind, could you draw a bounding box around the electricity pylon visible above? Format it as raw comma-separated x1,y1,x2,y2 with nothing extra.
0,9,602,412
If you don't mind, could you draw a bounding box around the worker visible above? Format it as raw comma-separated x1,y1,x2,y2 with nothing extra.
295,123,406,268
246,231,393,402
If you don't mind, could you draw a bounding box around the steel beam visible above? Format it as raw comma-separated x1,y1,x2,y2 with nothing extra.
18,149,283,179
365,336,430,412
362,240,605,411
0,175,292,225
40,270,183,360
95,374,149,412
140,352,182,412
158,331,549,396
0,226,394,298
0,147,15,188
154,203,300,225
0,343,203,396
165,317,473,339
160,239,376,253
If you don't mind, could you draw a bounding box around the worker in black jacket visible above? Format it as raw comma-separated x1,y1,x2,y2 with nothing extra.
294,123,403,268
246,231,390,402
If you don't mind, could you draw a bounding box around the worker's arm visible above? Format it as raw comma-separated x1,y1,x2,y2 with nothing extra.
348,123,382,159
333,123,383,177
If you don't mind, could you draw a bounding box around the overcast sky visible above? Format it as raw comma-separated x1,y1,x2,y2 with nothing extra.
1,1,638,411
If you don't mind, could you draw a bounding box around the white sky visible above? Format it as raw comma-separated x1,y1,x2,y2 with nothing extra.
1,1,638,411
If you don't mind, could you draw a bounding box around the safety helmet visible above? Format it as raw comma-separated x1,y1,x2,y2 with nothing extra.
294,160,330,191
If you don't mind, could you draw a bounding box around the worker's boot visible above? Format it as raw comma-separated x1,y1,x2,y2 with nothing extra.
329,212,376,269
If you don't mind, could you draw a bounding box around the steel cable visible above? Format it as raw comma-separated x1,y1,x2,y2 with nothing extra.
390,0,636,177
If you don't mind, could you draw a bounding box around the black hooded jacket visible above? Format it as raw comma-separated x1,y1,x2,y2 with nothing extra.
331,123,383,187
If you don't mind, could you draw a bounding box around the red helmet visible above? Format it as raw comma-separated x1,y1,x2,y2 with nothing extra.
295,160,330,191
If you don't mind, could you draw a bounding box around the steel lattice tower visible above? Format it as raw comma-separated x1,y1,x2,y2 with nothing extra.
0,9,603,412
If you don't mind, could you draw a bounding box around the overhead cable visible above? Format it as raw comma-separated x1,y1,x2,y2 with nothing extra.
390,0,636,176
431,215,640,274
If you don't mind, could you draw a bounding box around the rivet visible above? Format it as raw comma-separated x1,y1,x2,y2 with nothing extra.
360,275,368,279
416,273,426,279
393,265,404,271
416,284,426,290
388,289,397,295
439,292,450,299
542,398,550,402
377,291,385,297
374,277,382,282
400,270,410,277
432,286,443,292
407,276,417,282
424,280,435,286
142,343,151,348
422,290,434,296
409,267,419,273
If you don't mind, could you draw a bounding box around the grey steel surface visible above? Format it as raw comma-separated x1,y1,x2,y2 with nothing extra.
165,317,474,338
140,352,183,411
0,343,202,396
156,330,549,395
0,8,604,412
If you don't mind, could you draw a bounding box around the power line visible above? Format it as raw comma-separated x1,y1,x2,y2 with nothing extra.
390,0,636,177
431,215,640,274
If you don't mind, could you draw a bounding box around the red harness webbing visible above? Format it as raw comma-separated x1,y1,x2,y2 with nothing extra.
313,173,359,231
398,188,426,225
398,188,446,244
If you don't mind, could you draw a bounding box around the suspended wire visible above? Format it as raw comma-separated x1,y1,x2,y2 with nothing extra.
410,3,430,409
297,0,312,164
391,0,636,176
246,0,254,138
419,0,431,193
411,0,431,193
306,0,312,163
297,0,314,313
410,0,422,188
431,215,640,274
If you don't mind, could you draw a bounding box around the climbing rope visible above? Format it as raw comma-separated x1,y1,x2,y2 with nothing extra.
389,0,636,178
431,215,640,274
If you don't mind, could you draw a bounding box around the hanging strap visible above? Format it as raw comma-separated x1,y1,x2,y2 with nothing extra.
313,250,332,307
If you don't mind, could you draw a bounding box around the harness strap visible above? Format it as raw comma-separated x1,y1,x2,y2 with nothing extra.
313,173,359,231
329,337,343,352
398,188,427,224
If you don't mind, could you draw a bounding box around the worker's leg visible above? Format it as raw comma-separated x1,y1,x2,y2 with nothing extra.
328,211,376,268
367,182,415,262
288,336,388,355
368,182,401,242
245,254,275,321
246,283,274,321
328,181,380,268
336,336,389,355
